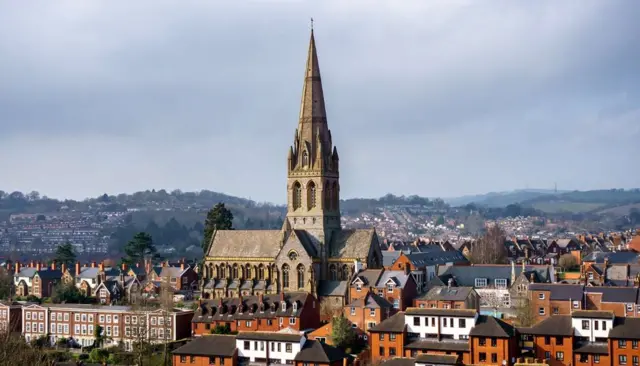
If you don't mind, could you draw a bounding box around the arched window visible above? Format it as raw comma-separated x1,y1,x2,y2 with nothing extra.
297,264,305,289
332,182,339,210
282,264,290,288
232,264,239,279
292,182,302,210
329,264,338,281
341,265,350,281
324,181,332,210
307,181,317,209
302,150,309,167
258,264,264,280
219,265,225,278
245,264,251,279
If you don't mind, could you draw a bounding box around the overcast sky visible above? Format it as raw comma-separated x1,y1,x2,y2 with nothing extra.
1,1,639,203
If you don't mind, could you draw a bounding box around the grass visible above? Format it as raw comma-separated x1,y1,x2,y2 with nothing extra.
531,201,605,213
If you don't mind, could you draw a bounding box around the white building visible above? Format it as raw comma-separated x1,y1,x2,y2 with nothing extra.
236,331,305,364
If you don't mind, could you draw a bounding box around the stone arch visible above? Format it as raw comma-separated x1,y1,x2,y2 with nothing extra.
232,264,239,279
258,264,265,280
282,264,290,289
297,264,305,289
341,264,350,281
329,264,338,281
307,181,317,210
292,181,302,210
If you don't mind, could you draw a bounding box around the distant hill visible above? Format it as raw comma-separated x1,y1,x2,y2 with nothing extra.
443,189,565,207
520,189,640,215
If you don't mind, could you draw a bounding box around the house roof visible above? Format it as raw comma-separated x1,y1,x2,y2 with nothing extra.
520,315,573,336
376,270,412,289
352,269,383,286
236,331,302,342
380,358,415,366
528,284,584,301
317,280,347,297
609,317,640,340
583,251,640,264
584,287,639,304
294,340,351,363
415,354,459,365
406,308,477,318
470,315,516,338
194,292,310,323
369,312,406,333
438,264,551,288
172,335,237,356
419,286,474,301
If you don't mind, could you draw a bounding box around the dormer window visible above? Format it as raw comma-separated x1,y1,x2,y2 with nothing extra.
387,283,394,293
281,302,287,312
475,278,488,288
588,272,594,280
494,279,507,288
292,302,298,312
356,283,362,292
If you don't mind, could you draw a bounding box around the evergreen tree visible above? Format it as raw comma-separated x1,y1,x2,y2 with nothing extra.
54,242,77,269
330,315,356,349
123,232,159,266
202,203,234,251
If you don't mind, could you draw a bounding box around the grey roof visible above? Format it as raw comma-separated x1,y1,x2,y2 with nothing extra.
415,354,458,365
406,308,477,318
329,228,378,260
609,317,640,340
207,230,283,258
470,315,515,338
172,335,237,356
439,265,551,288
352,269,383,286
317,280,347,297
583,251,640,264
382,251,400,267
77,267,100,278
529,284,584,301
573,341,609,355
193,292,310,323
294,340,351,363
15,267,37,278
380,358,415,366
405,338,469,352
376,270,412,289
572,310,615,319
584,287,639,304
591,264,629,281
369,312,406,333
348,292,393,309
419,286,474,301
381,247,468,268
236,331,302,342
520,315,573,336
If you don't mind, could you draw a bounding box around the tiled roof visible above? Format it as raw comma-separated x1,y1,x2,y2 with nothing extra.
520,315,573,336
317,280,347,297
380,358,415,366
405,338,469,352
571,310,615,319
294,340,350,363
415,354,459,365
470,315,516,338
609,317,640,340
329,228,378,260
406,308,476,318
419,286,474,301
207,230,283,258
528,283,584,301
236,331,302,342
584,287,639,304
369,312,406,333
172,335,237,356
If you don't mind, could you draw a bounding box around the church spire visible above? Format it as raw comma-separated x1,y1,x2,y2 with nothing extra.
299,27,327,121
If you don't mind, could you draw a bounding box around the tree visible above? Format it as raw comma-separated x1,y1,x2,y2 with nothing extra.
51,282,89,304
435,215,445,226
0,268,13,300
468,224,508,264
330,315,356,350
212,324,232,334
202,203,234,251
89,348,110,363
558,254,578,272
515,295,535,327
93,324,106,348
319,298,343,319
123,232,159,267
54,242,77,269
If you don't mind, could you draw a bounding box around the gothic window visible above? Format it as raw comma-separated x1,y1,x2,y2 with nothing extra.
329,264,338,281
245,264,251,279
332,182,339,210
324,181,332,210
302,150,309,167
232,264,239,279
258,265,264,280
282,264,290,288
292,182,302,210
297,264,305,289
341,265,350,281
307,181,317,209
288,251,298,261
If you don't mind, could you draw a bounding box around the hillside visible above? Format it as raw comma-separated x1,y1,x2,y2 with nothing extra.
443,189,564,207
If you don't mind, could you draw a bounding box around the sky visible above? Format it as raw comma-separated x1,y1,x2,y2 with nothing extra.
1,1,639,204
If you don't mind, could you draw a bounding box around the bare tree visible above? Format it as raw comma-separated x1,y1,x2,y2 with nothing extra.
468,224,508,264
515,295,535,327
480,291,506,316
129,294,153,366
320,297,343,319
558,254,577,272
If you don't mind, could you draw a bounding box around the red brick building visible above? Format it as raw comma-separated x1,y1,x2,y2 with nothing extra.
0,301,22,333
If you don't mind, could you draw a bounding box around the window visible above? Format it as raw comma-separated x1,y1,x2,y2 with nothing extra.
479,338,486,346
552,307,559,315
544,351,550,359
64,313,69,321
628,304,634,312
26,312,31,320
491,354,497,363
619,340,627,349
413,317,420,326
594,355,600,364
491,338,497,347
379,347,384,356
556,337,563,345
181,356,187,363
151,317,157,325
588,272,594,280
443,304,450,309
544,336,550,345
159,317,165,326
74,325,80,334
114,326,119,336
475,278,487,288
99,315,105,323
51,323,56,333
292,182,302,210
289,317,296,325
538,307,545,315
620,355,627,365
125,316,130,324
573,301,580,309
389,347,396,356
494,279,507,288
595,321,599,330
39,313,43,320
479,353,486,362
88,314,94,322
356,283,362,292
50,313,55,321
285,343,292,353
633,340,638,349
579,354,588,363
379,333,385,341
307,181,316,209
390,333,396,340
370,308,375,317
603,321,607,330
556,352,564,361
431,318,435,327
443,318,447,328
297,264,305,289
633,356,638,366
582,320,589,330
246,321,252,327
282,265,289,289
393,299,400,309
538,293,545,300
459,319,466,328
386,283,394,293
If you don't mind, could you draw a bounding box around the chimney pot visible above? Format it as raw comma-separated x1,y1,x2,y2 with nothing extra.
91,261,96,268
51,260,56,271
61,263,66,273
14,261,21,274
75,261,81,275
36,262,41,271
99,262,104,271
121,263,127,271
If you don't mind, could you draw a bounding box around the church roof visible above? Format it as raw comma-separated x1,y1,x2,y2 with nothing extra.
207,230,283,258
330,228,377,260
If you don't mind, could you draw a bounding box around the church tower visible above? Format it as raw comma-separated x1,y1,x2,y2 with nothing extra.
285,29,341,246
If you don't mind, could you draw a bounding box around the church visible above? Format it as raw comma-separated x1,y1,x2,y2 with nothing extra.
201,29,383,299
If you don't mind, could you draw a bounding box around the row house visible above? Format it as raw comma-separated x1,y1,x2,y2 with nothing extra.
582,259,640,287
414,285,480,311
382,247,468,292
21,303,193,350
530,284,640,322
13,261,62,298
349,268,419,312
437,263,554,312
191,292,320,335
520,310,640,366
60,262,141,303
172,332,352,366
345,291,394,332
582,251,640,265
147,260,198,292
0,301,22,333
368,308,518,365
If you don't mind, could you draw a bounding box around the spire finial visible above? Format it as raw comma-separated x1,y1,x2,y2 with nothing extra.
310,17,314,31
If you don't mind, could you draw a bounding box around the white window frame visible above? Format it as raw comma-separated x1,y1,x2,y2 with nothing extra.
475,278,488,288
538,293,545,300
494,279,507,288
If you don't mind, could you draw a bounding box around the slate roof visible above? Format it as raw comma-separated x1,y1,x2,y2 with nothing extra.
294,340,351,363
35,268,63,280
317,280,347,297
380,358,415,366
573,341,609,354
369,312,406,333
438,264,552,288
207,230,283,258
15,268,37,278
193,292,310,323
352,269,384,286
470,315,516,338
172,335,237,356
406,308,477,318
329,228,377,260
415,354,458,365
583,251,640,264
76,267,100,279
381,247,468,268
528,284,584,301
236,331,302,342
347,292,393,309
419,286,474,301
405,338,469,351
571,310,614,319
609,317,640,339
520,315,573,336
376,270,412,289
584,287,639,304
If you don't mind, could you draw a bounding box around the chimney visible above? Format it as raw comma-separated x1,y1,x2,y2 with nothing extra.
91,261,96,268
14,261,20,274
61,263,66,274
119,271,125,286
181,262,185,271
280,291,285,302
98,262,104,272
51,260,56,271
529,273,535,283
258,293,263,306
121,263,127,272
75,261,81,275
36,262,41,271
29,261,35,268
